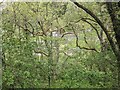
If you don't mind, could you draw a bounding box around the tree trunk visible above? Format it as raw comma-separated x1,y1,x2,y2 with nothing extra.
106,2,120,88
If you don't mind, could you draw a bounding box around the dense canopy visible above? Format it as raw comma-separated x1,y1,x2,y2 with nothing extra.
1,1,120,88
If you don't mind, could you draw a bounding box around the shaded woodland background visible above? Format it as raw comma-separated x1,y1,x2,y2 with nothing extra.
1,1,120,88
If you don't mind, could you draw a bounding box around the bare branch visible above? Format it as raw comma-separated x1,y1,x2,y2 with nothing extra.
37,20,47,36
81,19,102,42
34,49,48,56
71,25,99,52
70,0,117,54
61,32,74,38
82,30,89,46
81,17,96,23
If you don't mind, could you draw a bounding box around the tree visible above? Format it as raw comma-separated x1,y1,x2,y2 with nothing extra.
2,2,118,88
70,0,120,87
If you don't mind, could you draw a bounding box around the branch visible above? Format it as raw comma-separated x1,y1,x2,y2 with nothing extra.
16,23,32,34
27,21,35,35
81,17,96,23
16,21,44,37
82,30,89,46
81,19,102,42
61,32,74,38
70,0,117,55
70,0,106,33
73,18,96,23
34,49,48,56
37,20,47,36
72,25,98,52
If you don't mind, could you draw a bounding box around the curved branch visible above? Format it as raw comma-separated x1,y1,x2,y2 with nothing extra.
81,17,96,23
71,25,99,52
81,19,102,42
61,32,74,38
70,0,117,56
34,49,48,56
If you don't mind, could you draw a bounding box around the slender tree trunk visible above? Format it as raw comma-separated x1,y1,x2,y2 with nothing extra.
106,2,120,87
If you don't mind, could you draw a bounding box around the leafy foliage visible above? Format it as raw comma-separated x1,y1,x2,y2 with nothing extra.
1,2,118,88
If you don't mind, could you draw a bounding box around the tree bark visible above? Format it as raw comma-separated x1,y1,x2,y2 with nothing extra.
106,2,120,88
